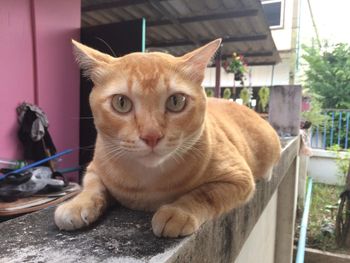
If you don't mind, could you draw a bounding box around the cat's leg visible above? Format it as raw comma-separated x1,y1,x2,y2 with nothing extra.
54,165,109,231
152,166,255,237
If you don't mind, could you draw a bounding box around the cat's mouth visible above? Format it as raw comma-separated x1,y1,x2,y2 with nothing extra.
138,152,165,167
134,147,176,168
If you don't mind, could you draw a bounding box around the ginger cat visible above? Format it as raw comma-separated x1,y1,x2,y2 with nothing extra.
54,39,281,237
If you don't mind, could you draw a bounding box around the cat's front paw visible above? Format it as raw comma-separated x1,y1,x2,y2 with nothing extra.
54,198,103,231
152,205,199,238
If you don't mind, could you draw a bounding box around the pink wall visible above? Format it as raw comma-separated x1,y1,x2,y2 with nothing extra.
0,0,80,181
0,0,35,159
33,0,81,181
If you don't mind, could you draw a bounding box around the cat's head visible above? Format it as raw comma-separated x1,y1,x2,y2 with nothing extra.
73,39,221,167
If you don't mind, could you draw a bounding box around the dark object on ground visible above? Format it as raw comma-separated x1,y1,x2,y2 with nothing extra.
17,102,56,164
335,160,350,247
301,121,312,130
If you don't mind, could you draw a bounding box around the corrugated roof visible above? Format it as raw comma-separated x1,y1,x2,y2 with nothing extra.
81,0,280,65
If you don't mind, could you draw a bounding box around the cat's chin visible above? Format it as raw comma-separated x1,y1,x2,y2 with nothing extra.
137,153,169,168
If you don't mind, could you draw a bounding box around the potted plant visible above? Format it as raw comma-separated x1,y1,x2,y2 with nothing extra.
205,88,214,98
223,88,232,99
223,52,247,83
258,86,270,113
239,87,250,106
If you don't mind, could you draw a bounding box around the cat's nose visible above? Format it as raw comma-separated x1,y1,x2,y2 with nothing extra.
140,133,163,148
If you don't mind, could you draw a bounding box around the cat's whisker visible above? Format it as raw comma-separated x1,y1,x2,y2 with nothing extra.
102,150,125,165
175,140,205,161
101,150,121,164
102,134,129,144
100,144,126,163
79,117,95,120
79,144,96,151
68,116,95,120
111,150,127,161
189,148,205,160
170,154,181,165
172,146,186,163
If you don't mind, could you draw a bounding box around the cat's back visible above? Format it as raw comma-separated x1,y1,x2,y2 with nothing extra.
206,98,271,132
206,98,281,178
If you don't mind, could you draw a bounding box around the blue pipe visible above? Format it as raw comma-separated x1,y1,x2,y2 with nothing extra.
296,177,313,263
0,149,73,180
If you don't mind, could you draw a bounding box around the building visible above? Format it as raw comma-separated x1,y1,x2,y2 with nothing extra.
203,0,300,95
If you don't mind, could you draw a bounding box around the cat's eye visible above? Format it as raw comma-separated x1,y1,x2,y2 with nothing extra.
111,95,133,113
166,94,187,112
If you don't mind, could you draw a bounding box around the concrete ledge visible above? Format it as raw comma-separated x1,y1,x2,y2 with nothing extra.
311,149,349,159
308,149,350,185
304,247,350,263
0,138,299,263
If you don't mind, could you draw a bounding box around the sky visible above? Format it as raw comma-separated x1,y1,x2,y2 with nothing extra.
301,0,350,45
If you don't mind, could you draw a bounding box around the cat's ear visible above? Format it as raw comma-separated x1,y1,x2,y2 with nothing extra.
178,39,222,84
72,39,114,83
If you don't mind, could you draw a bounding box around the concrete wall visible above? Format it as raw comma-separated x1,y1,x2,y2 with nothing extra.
308,149,349,185
236,192,278,263
0,0,80,181
304,247,350,263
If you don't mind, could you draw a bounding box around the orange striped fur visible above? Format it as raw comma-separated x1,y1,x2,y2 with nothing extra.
54,39,281,237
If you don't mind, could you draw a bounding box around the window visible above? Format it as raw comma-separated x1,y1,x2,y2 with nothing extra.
261,0,284,28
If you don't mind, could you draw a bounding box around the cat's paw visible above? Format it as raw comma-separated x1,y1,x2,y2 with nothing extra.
151,205,200,238
54,198,102,231
262,167,273,181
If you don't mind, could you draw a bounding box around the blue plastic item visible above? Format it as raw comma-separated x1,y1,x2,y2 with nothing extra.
295,177,313,263
0,149,73,180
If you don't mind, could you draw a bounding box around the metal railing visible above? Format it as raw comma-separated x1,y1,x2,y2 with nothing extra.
310,109,350,149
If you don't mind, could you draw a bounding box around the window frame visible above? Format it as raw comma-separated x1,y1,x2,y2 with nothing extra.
261,0,285,30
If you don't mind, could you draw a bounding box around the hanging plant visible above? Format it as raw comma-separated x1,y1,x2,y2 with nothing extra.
223,88,232,99
258,86,270,112
240,87,250,106
223,52,248,82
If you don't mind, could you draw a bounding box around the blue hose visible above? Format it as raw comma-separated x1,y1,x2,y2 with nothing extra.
0,149,74,180
296,177,313,263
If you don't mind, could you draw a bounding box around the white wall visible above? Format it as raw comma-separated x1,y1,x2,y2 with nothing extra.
269,0,295,51
308,149,349,185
